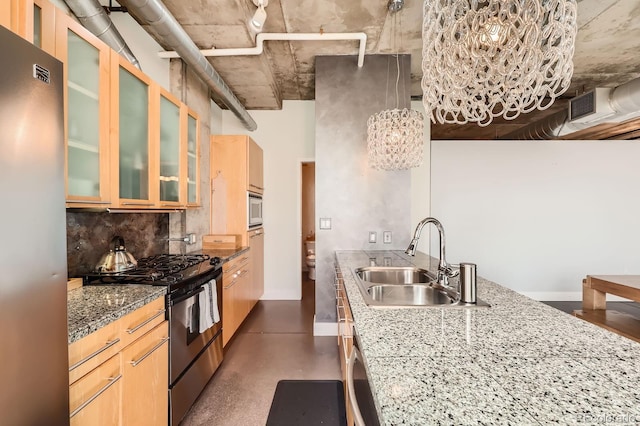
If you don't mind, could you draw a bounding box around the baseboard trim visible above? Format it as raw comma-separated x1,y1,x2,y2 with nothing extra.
313,315,338,336
520,291,633,302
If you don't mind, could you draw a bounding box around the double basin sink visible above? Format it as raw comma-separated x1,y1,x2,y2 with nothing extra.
353,266,489,308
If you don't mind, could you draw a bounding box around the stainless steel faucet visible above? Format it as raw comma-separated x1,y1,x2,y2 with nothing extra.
406,217,458,288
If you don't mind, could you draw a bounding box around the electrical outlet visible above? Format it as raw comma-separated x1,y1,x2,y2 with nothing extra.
383,231,392,244
186,233,196,244
369,231,377,243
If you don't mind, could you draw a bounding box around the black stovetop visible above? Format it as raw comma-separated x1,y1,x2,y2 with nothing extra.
83,254,222,287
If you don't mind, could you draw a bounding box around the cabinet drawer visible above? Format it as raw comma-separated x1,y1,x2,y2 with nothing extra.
69,319,122,385
69,353,121,425
121,322,169,426
223,253,250,276
119,297,166,347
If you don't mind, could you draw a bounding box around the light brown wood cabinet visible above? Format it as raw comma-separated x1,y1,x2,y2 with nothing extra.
69,353,121,426
0,2,11,30
210,135,264,244
2,0,56,54
68,297,168,425
55,11,113,208
211,134,264,196
121,322,169,426
248,228,264,310
222,253,251,346
248,138,264,194
6,0,201,210
335,264,354,426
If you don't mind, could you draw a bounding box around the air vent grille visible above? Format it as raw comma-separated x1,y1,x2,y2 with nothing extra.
569,91,595,122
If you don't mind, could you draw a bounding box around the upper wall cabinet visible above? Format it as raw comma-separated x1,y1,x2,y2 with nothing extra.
30,0,55,54
1,0,55,55
111,50,154,209
184,108,200,207
156,87,183,208
211,135,264,198
56,13,112,208
248,138,264,195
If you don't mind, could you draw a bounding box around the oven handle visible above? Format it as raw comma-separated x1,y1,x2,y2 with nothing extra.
170,287,205,306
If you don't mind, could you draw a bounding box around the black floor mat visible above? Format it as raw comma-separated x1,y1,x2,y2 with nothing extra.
266,380,347,426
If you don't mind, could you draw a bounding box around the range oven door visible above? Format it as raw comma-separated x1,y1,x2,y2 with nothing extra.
168,271,223,425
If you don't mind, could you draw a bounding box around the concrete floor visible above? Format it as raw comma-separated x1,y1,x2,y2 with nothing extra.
180,273,341,426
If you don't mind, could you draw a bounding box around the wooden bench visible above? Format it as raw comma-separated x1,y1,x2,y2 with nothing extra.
573,275,640,343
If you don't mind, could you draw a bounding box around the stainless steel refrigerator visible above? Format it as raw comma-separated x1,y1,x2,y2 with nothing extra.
0,25,69,425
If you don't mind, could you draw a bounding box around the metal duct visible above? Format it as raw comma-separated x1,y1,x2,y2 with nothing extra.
500,110,568,140
117,0,258,131
501,76,640,140
63,0,140,69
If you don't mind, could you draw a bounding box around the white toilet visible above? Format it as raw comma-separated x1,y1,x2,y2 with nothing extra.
305,240,316,280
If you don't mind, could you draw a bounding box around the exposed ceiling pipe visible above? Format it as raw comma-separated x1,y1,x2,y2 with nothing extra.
501,76,640,140
117,0,257,131
158,32,368,68
63,0,140,69
500,110,568,140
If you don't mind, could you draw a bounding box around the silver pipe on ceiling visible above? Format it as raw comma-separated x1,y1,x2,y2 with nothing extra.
500,110,569,140
63,0,141,69
502,76,640,140
117,0,258,131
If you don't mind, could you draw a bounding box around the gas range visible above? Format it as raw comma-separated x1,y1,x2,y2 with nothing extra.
83,253,222,291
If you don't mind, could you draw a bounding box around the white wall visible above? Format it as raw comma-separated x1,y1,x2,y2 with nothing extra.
108,12,170,90
221,101,316,300
431,140,640,301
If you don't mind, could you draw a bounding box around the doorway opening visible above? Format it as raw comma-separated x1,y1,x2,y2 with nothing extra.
301,162,315,299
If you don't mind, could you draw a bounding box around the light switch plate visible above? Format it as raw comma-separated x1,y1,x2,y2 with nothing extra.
319,217,332,230
383,231,392,244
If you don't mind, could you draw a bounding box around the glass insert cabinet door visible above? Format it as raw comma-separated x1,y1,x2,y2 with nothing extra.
159,91,181,205
67,30,101,198
56,15,110,205
186,111,200,205
116,59,152,205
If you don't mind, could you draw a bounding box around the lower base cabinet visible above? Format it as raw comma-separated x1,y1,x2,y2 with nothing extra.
122,322,169,426
70,354,121,426
222,253,251,346
68,297,168,425
335,264,355,426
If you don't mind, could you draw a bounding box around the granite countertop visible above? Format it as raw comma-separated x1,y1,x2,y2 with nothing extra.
336,250,640,425
68,285,166,344
201,246,249,263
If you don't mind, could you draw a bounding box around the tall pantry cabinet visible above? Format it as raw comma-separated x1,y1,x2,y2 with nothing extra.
211,135,265,345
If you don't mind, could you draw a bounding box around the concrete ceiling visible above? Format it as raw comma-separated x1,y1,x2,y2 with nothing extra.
123,0,640,140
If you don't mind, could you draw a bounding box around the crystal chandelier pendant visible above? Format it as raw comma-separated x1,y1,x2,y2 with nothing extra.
421,0,578,127
367,0,424,171
367,108,424,170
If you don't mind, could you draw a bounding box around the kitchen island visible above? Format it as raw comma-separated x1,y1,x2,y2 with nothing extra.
336,250,640,425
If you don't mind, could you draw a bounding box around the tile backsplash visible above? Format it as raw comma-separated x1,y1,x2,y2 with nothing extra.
66,211,169,278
